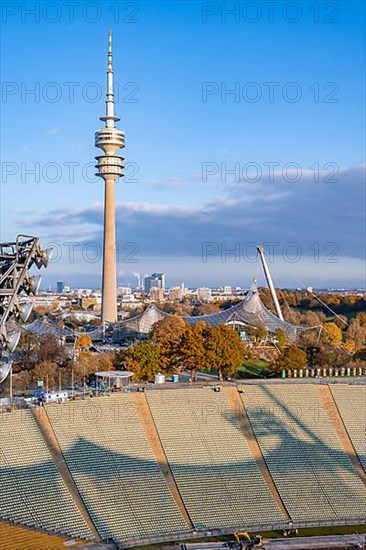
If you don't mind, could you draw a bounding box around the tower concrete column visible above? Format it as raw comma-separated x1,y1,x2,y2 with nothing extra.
102,176,117,322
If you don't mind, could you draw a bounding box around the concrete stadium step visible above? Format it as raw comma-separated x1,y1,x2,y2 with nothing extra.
31,407,101,542
131,392,194,529
316,385,366,489
223,386,291,521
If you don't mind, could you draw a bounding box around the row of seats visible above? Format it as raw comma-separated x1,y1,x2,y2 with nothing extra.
0,521,84,550
46,395,188,542
330,385,366,471
240,385,366,523
147,388,286,530
0,410,92,539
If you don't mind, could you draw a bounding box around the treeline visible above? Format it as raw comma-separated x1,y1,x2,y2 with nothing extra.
6,332,113,394
259,288,366,317
6,307,366,392
115,317,246,381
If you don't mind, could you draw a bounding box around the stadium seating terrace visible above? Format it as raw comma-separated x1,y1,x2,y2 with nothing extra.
330,385,366,472
1,383,366,546
147,387,286,530
0,410,92,539
241,384,366,523
46,394,188,542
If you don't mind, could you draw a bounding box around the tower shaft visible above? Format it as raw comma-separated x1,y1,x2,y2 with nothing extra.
102,177,118,322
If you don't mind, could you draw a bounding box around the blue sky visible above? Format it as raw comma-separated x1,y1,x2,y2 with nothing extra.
1,0,365,289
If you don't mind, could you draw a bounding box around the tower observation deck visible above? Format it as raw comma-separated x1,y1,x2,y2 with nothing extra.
95,31,125,323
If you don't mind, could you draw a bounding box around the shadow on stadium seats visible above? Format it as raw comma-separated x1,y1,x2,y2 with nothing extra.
0,449,112,541
2,386,366,542
221,385,366,520
1,435,191,539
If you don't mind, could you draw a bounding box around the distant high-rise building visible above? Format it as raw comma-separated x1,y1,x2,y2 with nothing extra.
117,287,132,296
169,286,183,301
95,31,125,323
144,273,166,293
132,272,141,289
197,287,212,302
56,281,65,293
150,287,164,302
224,285,232,295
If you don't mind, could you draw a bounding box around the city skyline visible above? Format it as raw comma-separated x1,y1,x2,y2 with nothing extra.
1,1,365,288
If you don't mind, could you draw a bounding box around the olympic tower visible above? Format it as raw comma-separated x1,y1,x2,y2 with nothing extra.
95,31,124,323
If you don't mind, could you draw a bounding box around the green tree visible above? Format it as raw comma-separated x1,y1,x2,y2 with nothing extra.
275,328,288,350
246,324,267,344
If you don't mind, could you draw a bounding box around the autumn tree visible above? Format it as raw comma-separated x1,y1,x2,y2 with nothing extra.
151,316,187,371
15,332,67,369
151,316,187,344
333,314,349,330
205,325,245,379
64,352,112,386
75,334,92,350
301,310,326,327
160,302,192,315
178,322,206,380
191,303,220,316
272,345,307,374
96,352,113,372
12,369,32,393
321,322,343,348
30,361,59,388
16,332,38,368
119,340,161,382
346,314,366,350
353,348,366,362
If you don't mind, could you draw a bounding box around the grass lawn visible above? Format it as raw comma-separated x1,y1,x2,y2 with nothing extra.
237,359,272,379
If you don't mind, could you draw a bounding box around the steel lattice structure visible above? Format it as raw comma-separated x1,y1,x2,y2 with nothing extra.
0,235,52,383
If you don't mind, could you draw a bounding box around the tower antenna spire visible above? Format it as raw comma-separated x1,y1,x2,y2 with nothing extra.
105,29,116,127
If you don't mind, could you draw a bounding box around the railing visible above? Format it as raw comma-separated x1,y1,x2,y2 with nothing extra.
115,517,366,548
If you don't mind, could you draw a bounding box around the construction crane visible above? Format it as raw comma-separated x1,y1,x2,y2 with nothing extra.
0,235,52,383
256,245,284,321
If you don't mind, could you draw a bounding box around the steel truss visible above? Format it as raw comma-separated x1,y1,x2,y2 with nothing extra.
0,235,52,383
